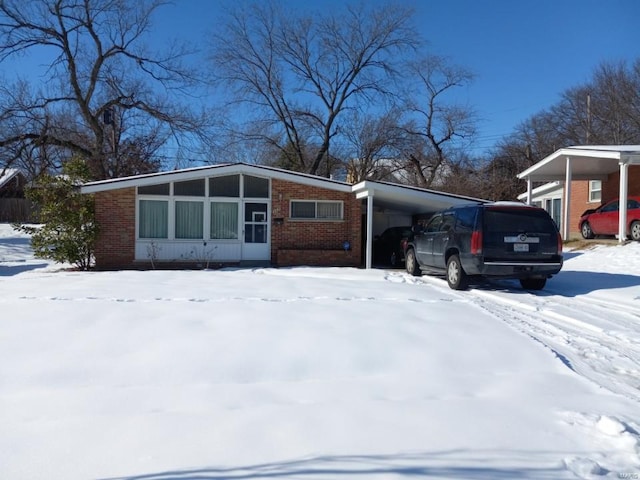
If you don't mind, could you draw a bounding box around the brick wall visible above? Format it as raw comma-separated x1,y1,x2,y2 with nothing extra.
567,165,640,235
566,180,591,236
602,166,640,201
94,188,136,269
271,178,361,267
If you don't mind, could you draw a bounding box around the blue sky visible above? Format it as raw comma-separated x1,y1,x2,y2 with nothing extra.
157,0,639,153
3,0,639,157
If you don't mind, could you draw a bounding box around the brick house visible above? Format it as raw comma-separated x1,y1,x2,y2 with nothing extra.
80,163,481,269
518,146,640,241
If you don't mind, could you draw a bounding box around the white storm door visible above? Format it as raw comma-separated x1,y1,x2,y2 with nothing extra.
242,201,270,260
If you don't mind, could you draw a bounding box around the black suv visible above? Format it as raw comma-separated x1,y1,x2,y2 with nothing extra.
404,202,563,290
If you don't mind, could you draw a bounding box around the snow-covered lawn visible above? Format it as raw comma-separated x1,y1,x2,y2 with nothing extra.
1,224,639,479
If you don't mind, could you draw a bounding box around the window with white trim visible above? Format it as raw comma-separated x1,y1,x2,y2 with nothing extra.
290,200,343,220
210,201,239,239
589,180,602,203
175,200,203,239
139,199,169,238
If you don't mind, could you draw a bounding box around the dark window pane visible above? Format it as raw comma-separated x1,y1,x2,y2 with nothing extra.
245,224,267,243
484,209,556,233
138,183,170,195
209,175,240,197
174,179,205,196
291,201,316,218
245,202,267,222
244,175,269,198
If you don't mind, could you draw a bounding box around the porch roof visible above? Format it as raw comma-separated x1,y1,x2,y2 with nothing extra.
517,145,640,182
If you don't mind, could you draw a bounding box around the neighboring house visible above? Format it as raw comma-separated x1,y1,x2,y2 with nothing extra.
0,168,30,222
0,168,27,198
518,145,640,241
80,163,483,270
517,181,564,230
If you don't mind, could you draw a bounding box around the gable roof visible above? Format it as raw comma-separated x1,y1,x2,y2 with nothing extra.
81,162,487,216
80,162,353,194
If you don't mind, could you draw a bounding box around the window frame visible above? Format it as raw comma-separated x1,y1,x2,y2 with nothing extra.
289,199,344,221
210,199,240,240
136,173,271,241
589,180,602,203
138,198,169,239
174,198,205,239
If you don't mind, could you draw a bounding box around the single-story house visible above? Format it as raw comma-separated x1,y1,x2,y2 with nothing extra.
518,145,640,242
80,163,483,270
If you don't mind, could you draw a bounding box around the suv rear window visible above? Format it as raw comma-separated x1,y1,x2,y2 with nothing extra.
484,208,556,233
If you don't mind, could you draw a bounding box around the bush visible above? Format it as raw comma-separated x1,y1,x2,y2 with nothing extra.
14,159,98,270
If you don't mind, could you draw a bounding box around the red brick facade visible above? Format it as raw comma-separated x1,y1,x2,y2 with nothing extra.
94,188,136,269
566,165,640,235
91,178,362,269
271,178,361,267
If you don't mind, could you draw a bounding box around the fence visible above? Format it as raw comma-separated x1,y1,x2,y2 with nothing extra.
0,198,37,223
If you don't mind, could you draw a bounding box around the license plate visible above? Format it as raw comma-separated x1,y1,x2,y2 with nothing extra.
514,243,529,252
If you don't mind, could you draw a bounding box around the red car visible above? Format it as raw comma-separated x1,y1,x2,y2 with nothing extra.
579,196,640,241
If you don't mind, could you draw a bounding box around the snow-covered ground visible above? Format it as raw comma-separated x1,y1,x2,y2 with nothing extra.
1,223,639,480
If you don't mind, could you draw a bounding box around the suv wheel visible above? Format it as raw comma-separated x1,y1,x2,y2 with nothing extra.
581,222,594,239
630,221,640,241
520,277,546,290
405,248,420,276
446,255,468,290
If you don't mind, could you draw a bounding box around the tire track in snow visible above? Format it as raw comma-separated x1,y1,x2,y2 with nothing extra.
398,271,640,403
468,288,640,403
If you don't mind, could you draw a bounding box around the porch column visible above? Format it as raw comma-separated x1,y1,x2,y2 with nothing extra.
562,157,572,241
365,193,374,269
526,177,532,204
618,162,629,242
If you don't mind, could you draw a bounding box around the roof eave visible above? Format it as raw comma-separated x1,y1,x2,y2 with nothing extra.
80,163,352,194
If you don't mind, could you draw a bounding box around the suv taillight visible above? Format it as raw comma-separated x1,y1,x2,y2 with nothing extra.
471,230,482,254
557,232,563,254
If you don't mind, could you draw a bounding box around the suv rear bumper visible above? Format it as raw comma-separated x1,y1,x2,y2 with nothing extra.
463,257,563,278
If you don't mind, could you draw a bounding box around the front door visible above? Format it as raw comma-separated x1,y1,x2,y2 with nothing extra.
242,201,270,261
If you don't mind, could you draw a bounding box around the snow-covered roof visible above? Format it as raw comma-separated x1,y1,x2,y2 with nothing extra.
0,168,22,189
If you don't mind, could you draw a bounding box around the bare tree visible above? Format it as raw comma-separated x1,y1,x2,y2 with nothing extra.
0,0,207,179
398,55,477,188
477,58,640,201
208,1,419,176
341,109,406,183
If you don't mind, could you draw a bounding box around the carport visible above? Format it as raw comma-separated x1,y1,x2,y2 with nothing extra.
351,180,485,269
518,145,640,243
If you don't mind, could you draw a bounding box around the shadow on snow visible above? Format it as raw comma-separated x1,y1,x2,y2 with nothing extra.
482,269,638,297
